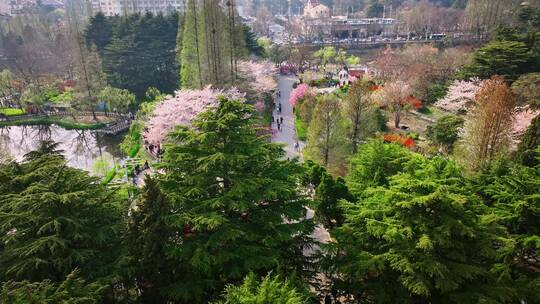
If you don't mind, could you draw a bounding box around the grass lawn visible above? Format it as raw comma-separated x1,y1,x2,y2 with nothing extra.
295,113,308,141
422,105,451,120
0,108,25,116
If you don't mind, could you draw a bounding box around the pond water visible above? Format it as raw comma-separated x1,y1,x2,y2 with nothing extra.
0,125,125,173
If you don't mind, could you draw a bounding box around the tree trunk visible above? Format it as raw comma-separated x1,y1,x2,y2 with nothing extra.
351,111,360,154
324,112,331,167
394,106,401,129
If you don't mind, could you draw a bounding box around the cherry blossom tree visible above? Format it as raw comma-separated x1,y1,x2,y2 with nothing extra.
237,60,277,99
289,83,313,107
435,78,484,113
143,86,245,145
512,107,540,144
379,81,412,129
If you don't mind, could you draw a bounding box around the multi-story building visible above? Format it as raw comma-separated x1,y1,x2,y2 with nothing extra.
90,0,186,16
6,0,64,15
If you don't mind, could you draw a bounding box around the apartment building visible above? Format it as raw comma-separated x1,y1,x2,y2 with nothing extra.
90,0,185,16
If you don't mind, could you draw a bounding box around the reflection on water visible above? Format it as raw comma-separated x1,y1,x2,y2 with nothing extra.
0,125,125,173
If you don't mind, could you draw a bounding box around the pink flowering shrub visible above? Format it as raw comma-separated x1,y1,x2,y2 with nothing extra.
435,78,484,113
289,83,312,107
143,86,245,145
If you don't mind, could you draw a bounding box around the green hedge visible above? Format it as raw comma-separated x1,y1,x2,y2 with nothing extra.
0,108,25,116
0,118,105,130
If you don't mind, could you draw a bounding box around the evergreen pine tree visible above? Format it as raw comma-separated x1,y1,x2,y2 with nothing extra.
314,174,353,230
0,141,124,283
158,98,314,302
127,176,174,303
330,153,515,303
84,12,112,53
216,273,310,304
476,157,540,304
346,140,416,198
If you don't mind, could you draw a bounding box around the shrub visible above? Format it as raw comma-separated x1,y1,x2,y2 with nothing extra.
426,115,464,148
0,108,25,116
425,82,450,105
374,108,388,132
383,134,415,148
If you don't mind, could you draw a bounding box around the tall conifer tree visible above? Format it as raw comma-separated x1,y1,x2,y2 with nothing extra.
159,98,314,302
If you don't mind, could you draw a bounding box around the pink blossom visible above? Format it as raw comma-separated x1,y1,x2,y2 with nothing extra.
143,86,245,145
435,78,484,113
237,60,277,95
289,83,312,106
513,107,540,143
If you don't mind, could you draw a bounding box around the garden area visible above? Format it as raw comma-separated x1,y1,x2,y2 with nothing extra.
286,41,540,175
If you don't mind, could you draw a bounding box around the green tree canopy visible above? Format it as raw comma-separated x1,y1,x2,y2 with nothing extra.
305,94,347,173
92,12,180,98
98,85,136,113
464,40,536,82
215,273,309,304
511,72,540,108
158,98,314,302
0,141,124,283
127,176,174,303
243,24,265,57
472,157,540,304
313,47,337,71
346,140,417,197
314,173,353,230
426,114,464,151
84,12,112,53
0,270,104,304
330,154,515,303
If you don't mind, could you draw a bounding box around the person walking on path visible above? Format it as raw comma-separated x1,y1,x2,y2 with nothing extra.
280,117,284,124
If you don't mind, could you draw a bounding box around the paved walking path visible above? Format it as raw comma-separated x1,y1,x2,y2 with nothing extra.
272,75,303,159
272,75,331,249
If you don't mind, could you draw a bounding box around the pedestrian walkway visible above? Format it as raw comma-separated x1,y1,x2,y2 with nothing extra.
272,75,304,159
272,75,330,245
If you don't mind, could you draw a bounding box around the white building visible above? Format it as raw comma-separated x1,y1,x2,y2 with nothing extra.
303,0,329,19
91,0,186,16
